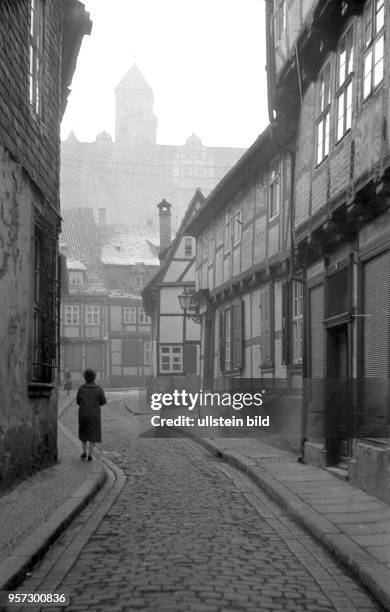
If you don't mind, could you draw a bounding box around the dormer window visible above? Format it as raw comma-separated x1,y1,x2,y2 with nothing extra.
134,275,146,288
69,271,83,285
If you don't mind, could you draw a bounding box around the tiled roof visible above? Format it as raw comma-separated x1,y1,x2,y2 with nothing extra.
66,258,86,270
100,225,160,266
60,209,160,299
61,208,106,295
109,289,143,300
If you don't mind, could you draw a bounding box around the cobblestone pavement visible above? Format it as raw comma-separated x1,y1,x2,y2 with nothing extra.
15,393,380,612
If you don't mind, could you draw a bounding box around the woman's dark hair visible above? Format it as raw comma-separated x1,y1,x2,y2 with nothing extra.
83,368,96,383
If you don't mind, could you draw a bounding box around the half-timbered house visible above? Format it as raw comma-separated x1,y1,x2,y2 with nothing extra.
186,128,303,451
142,192,204,395
266,0,390,500
100,223,159,386
60,208,159,386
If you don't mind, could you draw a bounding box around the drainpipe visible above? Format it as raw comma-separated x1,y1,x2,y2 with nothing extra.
265,0,307,459
265,0,296,280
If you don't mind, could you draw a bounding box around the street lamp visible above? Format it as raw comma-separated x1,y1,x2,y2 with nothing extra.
178,288,200,324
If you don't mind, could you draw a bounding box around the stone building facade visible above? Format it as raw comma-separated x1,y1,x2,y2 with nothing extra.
60,65,245,230
0,0,91,487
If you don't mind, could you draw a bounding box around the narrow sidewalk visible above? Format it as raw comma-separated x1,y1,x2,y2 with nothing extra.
180,429,390,610
0,392,107,591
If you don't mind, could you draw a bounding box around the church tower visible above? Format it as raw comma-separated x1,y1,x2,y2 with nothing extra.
114,64,157,145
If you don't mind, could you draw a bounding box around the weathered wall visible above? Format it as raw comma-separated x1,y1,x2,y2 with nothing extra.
294,8,389,232
0,0,62,208
0,146,58,487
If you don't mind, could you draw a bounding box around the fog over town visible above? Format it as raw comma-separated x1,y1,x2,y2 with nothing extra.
1,1,390,610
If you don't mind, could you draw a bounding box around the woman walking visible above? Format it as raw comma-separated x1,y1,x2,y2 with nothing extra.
76,368,107,461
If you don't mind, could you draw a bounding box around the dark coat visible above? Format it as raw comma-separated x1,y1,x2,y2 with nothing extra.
76,382,107,443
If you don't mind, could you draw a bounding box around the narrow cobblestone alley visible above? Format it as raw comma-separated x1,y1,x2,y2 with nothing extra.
12,393,381,612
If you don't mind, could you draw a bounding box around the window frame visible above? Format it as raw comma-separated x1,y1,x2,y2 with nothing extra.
144,341,152,366
292,281,304,364
65,304,80,326
335,26,354,143
31,224,57,383
363,0,385,100
29,0,44,118
220,300,244,373
184,236,193,257
85,304,100,326
260,284,273,366
316,61,332,166
269,167,281,220
223,210,232,253
123,306,137,324
159,345,183,373
233,205,242,245
69,271,83,286
139,307,151,324
134,275,146,288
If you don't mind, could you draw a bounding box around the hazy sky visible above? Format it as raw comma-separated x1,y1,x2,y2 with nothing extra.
61,0,269,149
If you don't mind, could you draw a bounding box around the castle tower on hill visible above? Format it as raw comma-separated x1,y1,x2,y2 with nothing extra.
115,64,157,146
61,65,245,228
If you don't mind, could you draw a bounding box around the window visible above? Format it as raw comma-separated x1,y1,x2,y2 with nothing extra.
292,281,304,363
160,345,183,372
184,237,193,257
65,305,79,325
32,235,41,375
225,308,232,370
336,28,354,142
274,0,286,41
208,233,215,263
260,285,272,365
196,240,202,265
219,301,244,372
224,210,232,252
32,226,57,382
269,169,280,219
139,307,151,324
29,0,44,117
123,306,136,324
363,0,384,99
86,305,99,326
144,341,151,365
316,62,331,164
233,206,242,244
134,275,146,288
69,271,83,286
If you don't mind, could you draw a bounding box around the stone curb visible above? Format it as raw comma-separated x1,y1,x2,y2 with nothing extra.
178,430,390,611
0,403,107,592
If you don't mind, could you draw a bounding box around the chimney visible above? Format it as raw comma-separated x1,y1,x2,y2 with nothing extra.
98,208,106,227
157,199,172,260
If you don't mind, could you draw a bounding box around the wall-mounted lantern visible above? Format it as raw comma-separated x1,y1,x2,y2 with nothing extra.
178,288,200,324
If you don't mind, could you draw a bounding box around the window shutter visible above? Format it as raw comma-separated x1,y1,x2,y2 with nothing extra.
260,287,271,364
282,281,290,365
241,299,245,369
184,344,197,374
219,309,225,371
233,300,244,369
363,253,389,436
